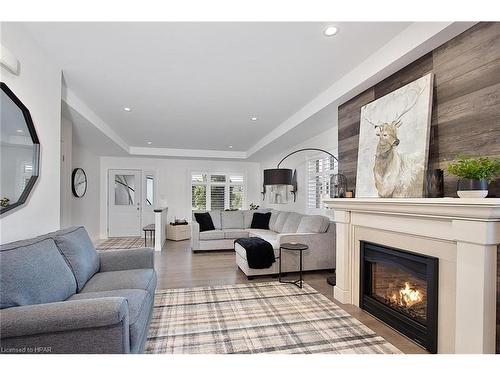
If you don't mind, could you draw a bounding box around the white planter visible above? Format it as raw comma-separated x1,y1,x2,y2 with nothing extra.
457,190,488,198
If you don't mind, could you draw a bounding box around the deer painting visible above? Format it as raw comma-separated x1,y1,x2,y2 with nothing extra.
355,74,433,198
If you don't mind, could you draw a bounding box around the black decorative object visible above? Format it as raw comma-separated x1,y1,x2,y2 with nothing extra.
279,242,309,289
0,82,40,215
263,148,345,203
330,173,347,198
424,169,444,198
194,212,215,232
250,212,271,229
326,273,336,286
72,168,88,198
360,241,438,353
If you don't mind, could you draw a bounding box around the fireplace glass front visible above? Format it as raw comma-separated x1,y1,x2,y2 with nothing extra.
360,241,438,353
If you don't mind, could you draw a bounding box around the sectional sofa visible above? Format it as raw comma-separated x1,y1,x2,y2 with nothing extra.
192,209,335,277
0,226,157,354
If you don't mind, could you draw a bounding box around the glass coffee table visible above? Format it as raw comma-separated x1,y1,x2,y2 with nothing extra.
278,242,308,289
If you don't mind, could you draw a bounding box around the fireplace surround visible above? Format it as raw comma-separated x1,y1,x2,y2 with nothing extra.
323,198,500,353
360,241,438,353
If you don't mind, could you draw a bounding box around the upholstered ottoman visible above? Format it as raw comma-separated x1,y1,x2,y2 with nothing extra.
235,241,278,279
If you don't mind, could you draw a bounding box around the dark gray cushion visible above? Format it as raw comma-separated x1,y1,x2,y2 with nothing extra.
0,238,77,309
52,227,100,292
243,209,272,228
69,289,153,353
80,268,157,297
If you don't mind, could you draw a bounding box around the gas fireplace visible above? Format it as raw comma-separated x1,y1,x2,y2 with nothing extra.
360,241,438,353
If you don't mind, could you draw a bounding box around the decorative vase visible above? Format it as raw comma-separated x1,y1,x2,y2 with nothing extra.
424,169,444,198
456,178,488,198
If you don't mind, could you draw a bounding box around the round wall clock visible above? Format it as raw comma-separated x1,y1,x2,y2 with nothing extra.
72,168,87,198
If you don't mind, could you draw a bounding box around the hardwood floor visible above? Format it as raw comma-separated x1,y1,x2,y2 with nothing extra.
154,239,427,354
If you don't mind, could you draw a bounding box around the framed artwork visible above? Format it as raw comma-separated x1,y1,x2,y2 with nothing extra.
355,73,434,197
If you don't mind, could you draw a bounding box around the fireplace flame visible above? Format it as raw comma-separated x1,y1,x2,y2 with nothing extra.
385,282,423,308
399,282,423,307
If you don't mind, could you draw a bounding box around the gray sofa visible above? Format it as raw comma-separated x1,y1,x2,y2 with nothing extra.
0,226,157,354
192,209,335,277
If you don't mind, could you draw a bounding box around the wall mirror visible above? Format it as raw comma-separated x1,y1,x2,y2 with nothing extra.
0,82,40,215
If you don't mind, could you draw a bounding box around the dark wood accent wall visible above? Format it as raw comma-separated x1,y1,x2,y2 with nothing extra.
338,22,500,197
338,22,500,354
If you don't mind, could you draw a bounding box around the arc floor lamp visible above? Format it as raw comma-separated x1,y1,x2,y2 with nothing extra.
263,147,346,202
263,148,346,287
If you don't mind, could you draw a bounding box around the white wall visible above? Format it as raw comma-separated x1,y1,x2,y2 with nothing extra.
99,157,261,239
260,126,338,215
60,115,73,228
0,23,62,244
71,139,101,241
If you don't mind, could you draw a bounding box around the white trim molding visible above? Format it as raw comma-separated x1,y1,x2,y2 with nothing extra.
0,44,19,75
323,197,500,354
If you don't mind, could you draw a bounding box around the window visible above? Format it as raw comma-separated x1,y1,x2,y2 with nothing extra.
307,154,337,209
191,172,245,211
114,174,136,205
146,175,154,206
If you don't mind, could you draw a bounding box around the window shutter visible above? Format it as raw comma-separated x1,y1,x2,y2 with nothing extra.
307,153,337,209
191,172,245,211
210,185,225,211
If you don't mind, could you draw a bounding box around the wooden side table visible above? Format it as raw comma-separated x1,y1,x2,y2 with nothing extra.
166,223,191,241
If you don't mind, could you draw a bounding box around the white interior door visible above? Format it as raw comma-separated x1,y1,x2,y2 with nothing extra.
108,169,142,237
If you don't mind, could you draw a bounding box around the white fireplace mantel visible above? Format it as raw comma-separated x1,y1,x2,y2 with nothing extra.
323,197,500,354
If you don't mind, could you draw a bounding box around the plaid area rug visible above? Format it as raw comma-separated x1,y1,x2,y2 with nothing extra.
95,237,148,250
145,282,401,354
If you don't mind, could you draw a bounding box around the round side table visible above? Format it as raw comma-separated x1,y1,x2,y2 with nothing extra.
279,242,308,289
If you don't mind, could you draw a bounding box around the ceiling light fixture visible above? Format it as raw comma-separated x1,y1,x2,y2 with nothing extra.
123,107,132,112
147,141,152,145
251,117,258,121
323,26,338,37
229,145,233,149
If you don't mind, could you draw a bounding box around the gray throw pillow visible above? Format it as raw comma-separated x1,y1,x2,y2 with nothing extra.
52,227,100,292
274,212,290,233
0,238,77,308
281,213,303,233
297,215,330,233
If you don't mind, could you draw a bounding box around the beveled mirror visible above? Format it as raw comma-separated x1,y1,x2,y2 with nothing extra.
0,82,40,214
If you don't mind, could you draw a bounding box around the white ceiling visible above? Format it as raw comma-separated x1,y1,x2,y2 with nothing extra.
22,22,411,155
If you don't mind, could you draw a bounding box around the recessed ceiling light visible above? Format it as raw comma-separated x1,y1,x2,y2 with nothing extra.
16,129,24,133
123,107,132,112
147,141,152,145
229,145,233,149
250,117,258,121
323,26,338,37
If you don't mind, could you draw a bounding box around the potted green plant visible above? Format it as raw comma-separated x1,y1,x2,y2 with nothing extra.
249,203,260,210
447,156,500,198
